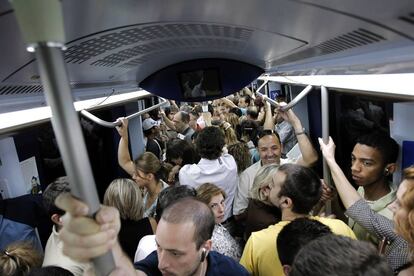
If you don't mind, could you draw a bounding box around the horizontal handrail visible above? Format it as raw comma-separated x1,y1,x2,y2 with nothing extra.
80,97,168,128
256,84,312,111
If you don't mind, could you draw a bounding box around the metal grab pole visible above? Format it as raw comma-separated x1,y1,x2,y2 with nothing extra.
80,97,168,128
256,84,313,111
11,0,115,274
35,45,115,276
321,86,332,214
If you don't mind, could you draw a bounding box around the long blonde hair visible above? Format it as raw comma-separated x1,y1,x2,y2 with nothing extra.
104,178,144,221
250,164,279,202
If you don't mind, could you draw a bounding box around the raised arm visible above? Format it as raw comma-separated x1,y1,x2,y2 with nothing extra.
280,108,318,166
116,117,136,176
318,137,361,208
263,100,274,130
159,109,176,131
220,97,238,108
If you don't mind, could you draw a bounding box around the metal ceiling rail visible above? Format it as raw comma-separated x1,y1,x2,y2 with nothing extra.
80,97,168,128
258,74,414,101
255,79,313,111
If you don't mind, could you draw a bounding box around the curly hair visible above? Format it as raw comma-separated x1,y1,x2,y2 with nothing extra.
195,126,225,160
395,166,414,254
220,122,239,146
228,142,251,173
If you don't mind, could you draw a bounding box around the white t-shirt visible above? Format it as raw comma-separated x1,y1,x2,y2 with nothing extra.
43,226,91,276
134,235,157,263
179,153,238,220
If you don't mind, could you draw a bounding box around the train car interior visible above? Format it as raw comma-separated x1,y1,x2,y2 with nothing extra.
1,0,414,274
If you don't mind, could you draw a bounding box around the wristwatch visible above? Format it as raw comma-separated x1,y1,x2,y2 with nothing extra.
295,128,306,136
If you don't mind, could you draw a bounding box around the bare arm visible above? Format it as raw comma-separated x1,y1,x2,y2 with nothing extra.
280,108,318,166
159,110,176,131
263,100,274,130
318,137,361,209
220,97,238,108
116,118,136,176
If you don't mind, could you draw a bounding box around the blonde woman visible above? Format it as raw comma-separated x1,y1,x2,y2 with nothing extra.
197,183,242,261
245,163,281,240
104,178,155,260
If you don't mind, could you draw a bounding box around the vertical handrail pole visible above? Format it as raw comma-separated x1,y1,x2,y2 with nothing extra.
321,86,332,214
11,0,115,274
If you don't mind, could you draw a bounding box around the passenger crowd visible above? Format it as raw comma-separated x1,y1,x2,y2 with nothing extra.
1,88,414,276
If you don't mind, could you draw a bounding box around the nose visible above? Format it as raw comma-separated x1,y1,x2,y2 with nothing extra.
218,202,225,213
351,160,360,172
157,250,169,271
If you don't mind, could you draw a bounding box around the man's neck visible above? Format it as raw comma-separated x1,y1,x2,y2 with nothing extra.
181,125,190,134
194,259,208,276
363,178,391,201
281,209,307,221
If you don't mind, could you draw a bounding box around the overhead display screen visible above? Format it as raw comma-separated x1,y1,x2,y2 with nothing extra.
178,68,222,100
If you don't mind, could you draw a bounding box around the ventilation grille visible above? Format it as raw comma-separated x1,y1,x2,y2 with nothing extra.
64,23,253,65
399,12,414,25
94,38,245,68
272,28,386,65
0,85,43,96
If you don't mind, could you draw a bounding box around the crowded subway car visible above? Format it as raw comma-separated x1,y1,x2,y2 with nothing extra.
1,0,414,275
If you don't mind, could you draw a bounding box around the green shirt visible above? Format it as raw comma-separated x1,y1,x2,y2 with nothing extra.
348,182,397,245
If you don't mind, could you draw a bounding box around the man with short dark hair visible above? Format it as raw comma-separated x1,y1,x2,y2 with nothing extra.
134,185,197,261
42,177,91,275
349,131,399,244
179,126,237,221
240,164,355,276
277,218,332,275
56,196,249,276
290,235,393,276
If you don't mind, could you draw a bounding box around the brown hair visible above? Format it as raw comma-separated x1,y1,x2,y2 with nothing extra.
395,166,414,255
103,178,144,221
196,183,226,205
134,152,169,182
220,122,239,146
228,142,251,174
0,242,42,276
